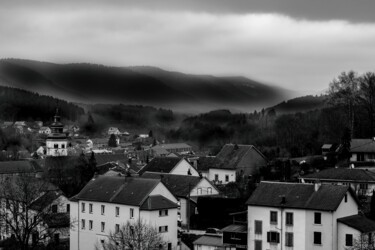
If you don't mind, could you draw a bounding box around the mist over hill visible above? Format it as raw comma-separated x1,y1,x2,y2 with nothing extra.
0,59,296,113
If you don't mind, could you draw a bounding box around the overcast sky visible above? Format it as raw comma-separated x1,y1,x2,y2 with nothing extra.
1,0,375,93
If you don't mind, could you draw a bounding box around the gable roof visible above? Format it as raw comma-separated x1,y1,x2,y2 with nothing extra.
138,157,183,175
142,172,213,197
246,181,352,211
350,139,375,153
302,168,375,182
197,156,232,171
30,190,64,211
140,195,178,210
71,176,163,206
193,235,223,247
338,215,375,233
0,160,43,175
93,153,128,166
152,143,192,151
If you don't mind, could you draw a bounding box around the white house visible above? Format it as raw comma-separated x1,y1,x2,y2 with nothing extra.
138,157,200,176
194,234,224,250
301,168,375,196
349,139,375,163
70,176,179,250
141,172,220,226
247,181,359,250
39,126,52,135
337,214,375,250
198,157,236,185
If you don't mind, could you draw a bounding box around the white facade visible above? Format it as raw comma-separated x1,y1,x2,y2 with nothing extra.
70,182,179,250
248,191,358,250
208,168,236,185
46,139,68,156
170,159,200,176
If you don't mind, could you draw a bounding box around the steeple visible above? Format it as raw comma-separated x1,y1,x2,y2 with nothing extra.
46,108,68,157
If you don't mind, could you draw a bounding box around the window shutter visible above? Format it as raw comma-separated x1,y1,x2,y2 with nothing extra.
276,232,280,243
267,232,270,242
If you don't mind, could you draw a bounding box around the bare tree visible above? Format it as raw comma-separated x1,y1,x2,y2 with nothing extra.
0,176,69,250
359,72,375,137
99,219,165,250
346,232,375,250
328,71,361,138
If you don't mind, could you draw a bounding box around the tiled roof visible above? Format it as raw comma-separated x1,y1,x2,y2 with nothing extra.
193,235,223,247
246,181,351,211
30,191,63,211
302,168,375,182
152,143,192,151
138,157,182,175
197,157,224,171
338,215,375,233
142,172,203,197
71,176,161,206
221,224,247,233
0,160,43,174
140,195,178,210
350,139,375,153
93,153,128,166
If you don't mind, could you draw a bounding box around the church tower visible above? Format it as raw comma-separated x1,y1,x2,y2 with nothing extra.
46,109,68,156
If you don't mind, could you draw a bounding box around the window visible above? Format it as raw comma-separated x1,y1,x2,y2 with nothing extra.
51,204,57,213
345,234,353,246
267,231,280,243
61,144,65,149
116,207,119,217
286,212,293,226
130,208,134,219
254,240,262,250
159,226,168,233
360,183,368,190
54,144,58,149
81,203,85,213
168,243,172,250
101,222,105,232
285,232,293,247
89,203,93,214
314,212,321,224
255,220,262,234
225,175,229,182
89,220,93,230
67,204,70,213
314,232,322,245
115,224,120,233
208,187,212,194
214,174,219,181
101,205,105,215
344,194,348,202
81,219,85,229
159,210,168,217
197,188,202,195
270,211,277,224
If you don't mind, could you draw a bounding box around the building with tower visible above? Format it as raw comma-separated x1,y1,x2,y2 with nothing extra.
46,109,68,156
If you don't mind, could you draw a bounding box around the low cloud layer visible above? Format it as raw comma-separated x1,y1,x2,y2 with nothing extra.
1,3,375,92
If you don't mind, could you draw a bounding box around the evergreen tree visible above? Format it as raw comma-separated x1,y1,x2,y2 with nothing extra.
148,130,153,138
108,134,117,147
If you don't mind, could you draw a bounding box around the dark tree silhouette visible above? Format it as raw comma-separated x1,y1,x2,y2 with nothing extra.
108,134,117,147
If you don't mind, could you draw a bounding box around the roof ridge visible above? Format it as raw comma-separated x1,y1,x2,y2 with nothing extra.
138,179,161,206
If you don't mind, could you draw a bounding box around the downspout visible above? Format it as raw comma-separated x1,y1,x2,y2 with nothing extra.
280,207,283,250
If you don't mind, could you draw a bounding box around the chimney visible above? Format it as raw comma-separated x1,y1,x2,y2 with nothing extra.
280,195,286,205
314,181,321,192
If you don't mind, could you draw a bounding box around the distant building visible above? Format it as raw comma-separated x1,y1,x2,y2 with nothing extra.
193,234,224,250
0,160,43,178
198,157,236,185
247,181,359,250
70,176,179,250
152,143,193,155
107,127,120,135
39,126,52,135
301,168,375,196
138,157,199,176
349,139,375,164
46,110,68,157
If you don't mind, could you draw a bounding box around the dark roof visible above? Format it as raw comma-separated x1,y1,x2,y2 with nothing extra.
30,191,63,211
45,156,80,170
215,144,267,170
338,215,375,233
152,143,192,151
141,172,204,197
0,160,43,175
302,168,375,182
246,181,352,211
71,176,166,206
138,157,182,175
197,157,226,171
221,224,247,233
93,153,128,166
140,195,178,210
193,235,223,247
350,139,375,153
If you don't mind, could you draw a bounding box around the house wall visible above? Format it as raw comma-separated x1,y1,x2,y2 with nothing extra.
208,169,236,184
194,244,222,250
190,178,219,196
238,149,267,176
337,223,361,250
171,160,200,176
350,152,375,162
46,139,68,156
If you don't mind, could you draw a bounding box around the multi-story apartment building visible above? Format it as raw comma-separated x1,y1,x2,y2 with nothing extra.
70,175,179,250
247,181,359,250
